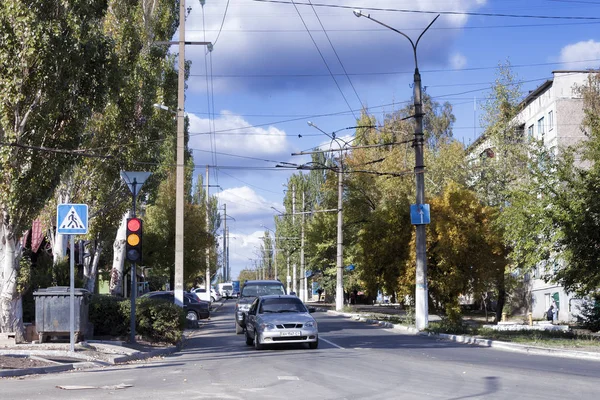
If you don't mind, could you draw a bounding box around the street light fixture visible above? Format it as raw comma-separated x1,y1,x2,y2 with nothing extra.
354,10,439,331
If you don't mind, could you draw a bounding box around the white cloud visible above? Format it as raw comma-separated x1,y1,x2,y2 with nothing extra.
227,229,283,280
450,53,467,70
187,111,292,166
181,0,488,93
216,186,280,217
559,40,600,69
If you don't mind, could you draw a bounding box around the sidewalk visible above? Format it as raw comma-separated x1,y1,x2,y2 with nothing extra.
0,301,225,378
313,302,600,362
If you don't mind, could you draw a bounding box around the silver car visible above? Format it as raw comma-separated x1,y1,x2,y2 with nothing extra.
244,295,319,350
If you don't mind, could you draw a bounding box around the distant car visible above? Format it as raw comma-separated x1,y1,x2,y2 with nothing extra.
191,286,222,303
235,280,286,334
218,283,234,299
140,291,210,321
244,295,318,350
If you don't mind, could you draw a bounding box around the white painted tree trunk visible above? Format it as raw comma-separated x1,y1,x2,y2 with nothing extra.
109,212,130,296
84,241,103,294
0,212,25,342
53,192,69,265
52,231,67,265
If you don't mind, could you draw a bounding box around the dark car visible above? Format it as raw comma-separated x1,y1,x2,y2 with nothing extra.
141,291,210,321
235,280,286,334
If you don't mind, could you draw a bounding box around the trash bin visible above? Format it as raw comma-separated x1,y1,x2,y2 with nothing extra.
33,287,91,343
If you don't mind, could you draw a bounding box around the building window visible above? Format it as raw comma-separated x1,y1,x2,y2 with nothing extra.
548,110,554,131
538,117,545,143
527,124,534,138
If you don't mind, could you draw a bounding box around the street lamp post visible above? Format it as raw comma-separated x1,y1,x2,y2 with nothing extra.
353,10,439,330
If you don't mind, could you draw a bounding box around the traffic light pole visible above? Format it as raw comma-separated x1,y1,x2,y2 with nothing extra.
120,171,150,344
130,182,138,344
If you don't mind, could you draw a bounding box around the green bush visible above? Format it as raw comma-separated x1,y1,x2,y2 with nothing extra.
88,295,185,344
427,318,472,335
136,297,185,344
89,295,130,337
576,296,600,332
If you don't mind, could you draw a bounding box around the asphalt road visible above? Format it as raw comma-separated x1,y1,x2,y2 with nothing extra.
2,300,600,400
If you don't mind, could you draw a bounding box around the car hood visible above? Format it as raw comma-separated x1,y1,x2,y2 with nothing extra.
258,312,315,324
237,296,256,305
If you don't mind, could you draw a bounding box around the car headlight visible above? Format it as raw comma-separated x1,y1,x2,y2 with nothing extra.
260,323,276,330
304,321,316,328
237,304,250,312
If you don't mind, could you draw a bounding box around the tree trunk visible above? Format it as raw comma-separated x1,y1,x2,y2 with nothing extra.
84,241,103,294
495,273,506,324
109,212,129,296
0,212,25,342
53,192,69,266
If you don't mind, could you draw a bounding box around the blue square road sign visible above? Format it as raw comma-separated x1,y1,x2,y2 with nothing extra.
57,204,88,235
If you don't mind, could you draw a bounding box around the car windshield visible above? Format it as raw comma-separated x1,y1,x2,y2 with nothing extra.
259,298,307,314
242,284,285,297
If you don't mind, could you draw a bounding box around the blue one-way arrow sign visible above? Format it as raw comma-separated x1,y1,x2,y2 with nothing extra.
57,204,88,235
410,204,430,225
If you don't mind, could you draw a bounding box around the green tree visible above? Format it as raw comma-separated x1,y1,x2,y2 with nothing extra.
143,173,210,289
0,0,116,339
470,61,525,321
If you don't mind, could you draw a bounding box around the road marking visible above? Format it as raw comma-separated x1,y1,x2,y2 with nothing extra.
320,337,345,349
278,376,299,380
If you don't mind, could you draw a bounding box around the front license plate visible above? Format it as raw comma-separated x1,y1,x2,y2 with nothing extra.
281,331,301,337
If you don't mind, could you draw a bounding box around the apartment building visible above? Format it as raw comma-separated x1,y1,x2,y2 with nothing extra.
469,70,597,321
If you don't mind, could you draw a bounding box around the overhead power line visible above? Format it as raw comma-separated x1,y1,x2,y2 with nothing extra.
251,0,600,20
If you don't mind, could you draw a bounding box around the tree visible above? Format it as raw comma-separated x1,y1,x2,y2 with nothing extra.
142,173,210,290
470,61,525,321
404,182,506,322
0,0,116,340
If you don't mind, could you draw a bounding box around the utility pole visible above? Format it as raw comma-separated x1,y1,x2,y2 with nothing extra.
336,157,344,311
226,226,230,281
205,166,211,290
286,255,290,294
173,0,186,307
300,191,306,302
353,10,438,330
223,204,227,281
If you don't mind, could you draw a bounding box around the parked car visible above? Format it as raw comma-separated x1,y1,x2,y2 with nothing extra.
190,286,222,303
218,282,234,299
235,280,286,334
140,291,210,321
244,295,318,350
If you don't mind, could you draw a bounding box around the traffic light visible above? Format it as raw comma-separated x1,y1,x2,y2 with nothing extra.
126,217,143,263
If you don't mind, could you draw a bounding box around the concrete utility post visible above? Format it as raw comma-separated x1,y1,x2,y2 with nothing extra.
173,0,187,307
336,157,344,310
354,9,439,330
205,166,210,290
223,204,227,281
300,191,306,302
170,0,212,308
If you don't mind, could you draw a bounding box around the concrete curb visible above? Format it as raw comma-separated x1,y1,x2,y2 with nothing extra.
0,363,74,378
322,309,600,362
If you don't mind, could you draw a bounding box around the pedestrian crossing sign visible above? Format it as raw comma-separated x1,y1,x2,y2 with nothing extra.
57,204,88,235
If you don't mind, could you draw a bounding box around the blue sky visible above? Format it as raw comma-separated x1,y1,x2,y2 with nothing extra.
172,0,600,280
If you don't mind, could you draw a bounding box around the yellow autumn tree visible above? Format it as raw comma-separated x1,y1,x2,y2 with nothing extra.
403,181,506,323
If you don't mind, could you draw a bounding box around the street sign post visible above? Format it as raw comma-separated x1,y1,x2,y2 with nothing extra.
56,203,89,353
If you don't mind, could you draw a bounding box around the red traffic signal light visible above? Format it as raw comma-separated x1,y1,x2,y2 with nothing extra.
126,217,143,263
